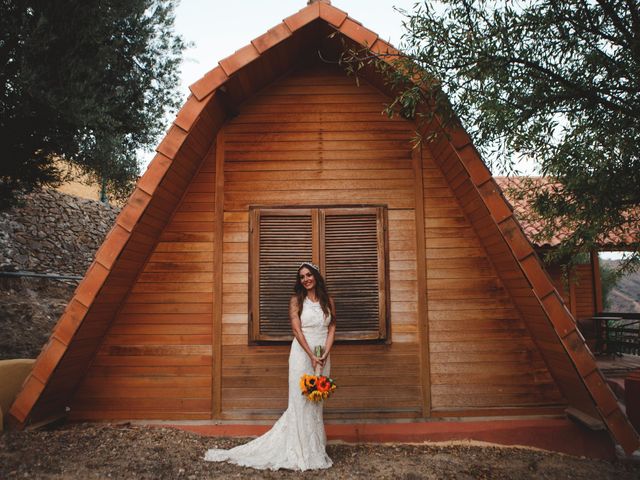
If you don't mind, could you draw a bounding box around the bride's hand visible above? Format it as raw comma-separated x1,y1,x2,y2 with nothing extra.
311,356,324,370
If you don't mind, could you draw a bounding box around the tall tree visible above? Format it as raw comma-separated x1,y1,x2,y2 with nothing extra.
346,0,640,271
0,0,185,207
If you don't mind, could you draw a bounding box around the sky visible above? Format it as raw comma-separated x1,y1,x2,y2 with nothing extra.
173,0,418,95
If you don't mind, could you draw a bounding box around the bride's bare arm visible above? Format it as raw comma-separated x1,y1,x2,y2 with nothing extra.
289,296,322,368
321,298,336,362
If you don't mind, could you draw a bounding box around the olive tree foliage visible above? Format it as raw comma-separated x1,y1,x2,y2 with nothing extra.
0,0,185,207
343,0,639,272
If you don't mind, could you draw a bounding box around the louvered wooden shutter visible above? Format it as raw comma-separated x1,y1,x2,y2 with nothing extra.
250,206,388,343
251,209,313,341
322,207,387,340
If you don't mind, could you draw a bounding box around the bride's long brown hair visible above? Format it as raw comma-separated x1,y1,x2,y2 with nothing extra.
294,264,334,323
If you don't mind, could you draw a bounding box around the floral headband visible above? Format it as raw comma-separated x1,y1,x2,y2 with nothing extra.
299,261,320,272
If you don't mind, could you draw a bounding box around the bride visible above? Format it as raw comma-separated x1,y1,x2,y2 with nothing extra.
204,261,336,470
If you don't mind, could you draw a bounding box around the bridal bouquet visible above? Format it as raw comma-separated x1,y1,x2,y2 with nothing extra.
300,373,337,402
300,346,337,402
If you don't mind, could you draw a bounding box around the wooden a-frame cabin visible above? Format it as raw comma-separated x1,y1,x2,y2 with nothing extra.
9,0,640,454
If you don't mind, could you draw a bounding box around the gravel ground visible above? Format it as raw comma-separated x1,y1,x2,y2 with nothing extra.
1,423,639,479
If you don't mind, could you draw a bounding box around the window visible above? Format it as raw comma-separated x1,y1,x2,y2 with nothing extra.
249,206,389,342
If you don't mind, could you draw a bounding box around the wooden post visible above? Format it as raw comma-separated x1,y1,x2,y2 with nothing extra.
591,250,603,315
212,129,225,418
412,144,431,416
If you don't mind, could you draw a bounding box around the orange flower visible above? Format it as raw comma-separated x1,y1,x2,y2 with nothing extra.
317,376,330,393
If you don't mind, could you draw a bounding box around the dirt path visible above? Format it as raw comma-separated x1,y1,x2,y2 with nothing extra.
1,424,639,479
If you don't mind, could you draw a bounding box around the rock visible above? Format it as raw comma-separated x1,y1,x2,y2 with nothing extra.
0,188,119,276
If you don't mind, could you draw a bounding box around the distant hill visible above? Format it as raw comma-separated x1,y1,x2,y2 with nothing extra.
601,259,640,313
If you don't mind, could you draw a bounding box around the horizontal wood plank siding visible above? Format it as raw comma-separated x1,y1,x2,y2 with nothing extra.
574,264,596,320
60,61,592,423
221,65,422,419
425,139,601,418
422,150,564,411
69,151,216,420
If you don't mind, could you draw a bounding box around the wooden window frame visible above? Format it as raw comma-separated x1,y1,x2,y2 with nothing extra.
249,205,390,344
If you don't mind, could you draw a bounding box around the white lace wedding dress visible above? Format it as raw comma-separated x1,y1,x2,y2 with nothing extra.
204,297,333,470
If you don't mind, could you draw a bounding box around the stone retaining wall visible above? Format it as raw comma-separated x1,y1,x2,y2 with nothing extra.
0,189,120,276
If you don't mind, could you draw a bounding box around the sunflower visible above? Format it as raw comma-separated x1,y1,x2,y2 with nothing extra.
299,375,309,392
305,375,318,389
309,390,323,402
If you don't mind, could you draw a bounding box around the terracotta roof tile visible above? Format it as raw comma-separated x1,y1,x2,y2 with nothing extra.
319,2,347,27
370,38,401,64
156,125,188,159
478,180,513,223
174,94,213,131
94,224,130,269
455,143,491,186
283,2,320,32
116,189,152,232
540,292,576,338
51,299,87,345
137,153,172,196
189,67,229,101
604,410,640,450
187,4,389,110
520,254,555,298
339,17,378,46
73,262,110,307
219,44,260,77
562,330,598,377
251,23,292,54
31,338,66,384
448,126,473,149
499,216,535,261
496,176,639,248
583,370,619,416
9,376,45,422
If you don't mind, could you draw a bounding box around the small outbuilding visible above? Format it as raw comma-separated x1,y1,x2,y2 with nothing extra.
498,176,640,352
9,0,639,454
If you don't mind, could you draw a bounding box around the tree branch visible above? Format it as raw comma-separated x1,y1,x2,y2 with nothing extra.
596,0,635,47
